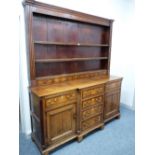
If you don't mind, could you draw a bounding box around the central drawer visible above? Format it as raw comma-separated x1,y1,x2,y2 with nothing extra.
82,115,102,131
82,96,103,109
82,105,103,121
81,84,104,100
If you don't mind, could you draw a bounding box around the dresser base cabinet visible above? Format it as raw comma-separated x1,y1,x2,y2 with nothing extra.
29,78,122,155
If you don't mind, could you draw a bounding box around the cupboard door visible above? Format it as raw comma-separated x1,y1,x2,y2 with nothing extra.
104,89,121,122
46,104,76,144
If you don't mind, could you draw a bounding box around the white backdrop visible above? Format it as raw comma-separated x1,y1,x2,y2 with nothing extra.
19,0,135,135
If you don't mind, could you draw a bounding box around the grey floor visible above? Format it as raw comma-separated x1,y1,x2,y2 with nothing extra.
19,106,135,155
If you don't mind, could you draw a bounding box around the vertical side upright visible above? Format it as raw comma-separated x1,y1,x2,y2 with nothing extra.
24,2,36,82
107,20,114,77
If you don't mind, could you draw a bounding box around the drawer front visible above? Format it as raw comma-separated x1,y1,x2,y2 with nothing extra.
82,96,103,109
82,115,102,131
82,105,102,120
45,91,77,110
105,81,121,92
82,85,104,99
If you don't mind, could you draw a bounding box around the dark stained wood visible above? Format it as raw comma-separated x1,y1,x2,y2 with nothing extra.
32,13,110,44
30,8,112,79
107,21,113,76
30,93,40,118
31,116,41,143
23,1,122,155
23,0,113,26
24,3,36,80
34,45,109,60
35,60,108,77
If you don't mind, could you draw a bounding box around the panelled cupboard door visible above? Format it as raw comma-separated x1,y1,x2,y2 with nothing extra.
104,89,120,120
46,103,76,145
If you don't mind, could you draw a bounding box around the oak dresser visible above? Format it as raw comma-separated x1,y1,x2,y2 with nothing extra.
23,0,123,155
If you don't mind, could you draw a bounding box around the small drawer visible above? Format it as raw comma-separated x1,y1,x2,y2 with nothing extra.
82,115,102,131
82,85,104,99
105,81,121,92
82,105,102,120
82,96,103,109
45,91,77,110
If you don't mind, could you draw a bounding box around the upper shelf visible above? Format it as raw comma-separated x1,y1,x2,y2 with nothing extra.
35,57,108,63
34,41,109,47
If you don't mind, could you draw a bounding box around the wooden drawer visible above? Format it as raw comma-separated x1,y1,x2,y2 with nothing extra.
82,105,102,121
45,91,77,110
105,80,121,92
82,115,102,131
82,96,103,109
81,85,104,99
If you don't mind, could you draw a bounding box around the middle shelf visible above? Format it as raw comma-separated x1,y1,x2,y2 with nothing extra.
35,57,108,63
34,41,109,47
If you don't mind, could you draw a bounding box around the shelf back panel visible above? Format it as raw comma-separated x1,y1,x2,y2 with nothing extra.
33,13,110,44
24,2,113,82
34,45,109,59
35,60,108,77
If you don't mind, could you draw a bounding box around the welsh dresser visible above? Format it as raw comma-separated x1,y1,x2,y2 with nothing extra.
23,0,123,155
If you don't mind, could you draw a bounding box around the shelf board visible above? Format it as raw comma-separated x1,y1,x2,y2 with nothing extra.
35,57,108,63
34,41,109,47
